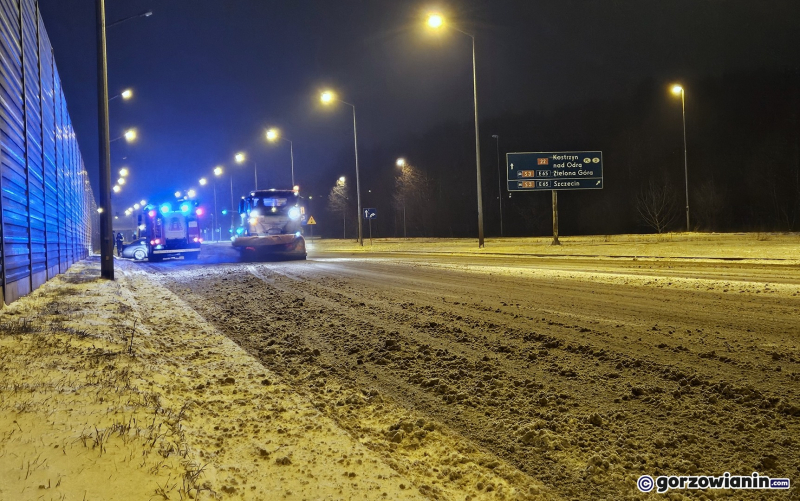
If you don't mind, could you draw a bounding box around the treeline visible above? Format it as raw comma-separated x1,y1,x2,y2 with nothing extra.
308,68,799,239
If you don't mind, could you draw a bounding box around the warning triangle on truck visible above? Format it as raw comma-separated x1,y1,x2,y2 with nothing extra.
306,216,316,225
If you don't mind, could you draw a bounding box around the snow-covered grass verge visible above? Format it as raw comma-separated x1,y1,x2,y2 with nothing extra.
0,259,431,500
310,232,800,263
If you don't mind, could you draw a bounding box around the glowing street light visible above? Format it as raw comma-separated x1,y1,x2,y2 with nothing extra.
213,166,223,176
119,167,129,177
199,177,207,186
670,84,690,232
320,90,363,246
140,199,146,206
121,88,133,99
426,12,485,247
117,177,125,185
124,129,136,142
113,185,121,193
187,189,197,198
427,14,443,28
133,203,140,209
266,127,296,186
175,191,182,198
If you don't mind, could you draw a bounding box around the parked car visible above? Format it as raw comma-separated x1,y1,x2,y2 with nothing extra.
121,238,148,261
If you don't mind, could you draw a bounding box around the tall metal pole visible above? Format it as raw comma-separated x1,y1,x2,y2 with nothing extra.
229,175,234,238
348,103,363,246
254,161,258,190
213,181,218,242
403,204,406,238
289,140,295,187
96,0,113,279
470,35,485,248
493,134,503,237
552,190,560,245
680,88,690,232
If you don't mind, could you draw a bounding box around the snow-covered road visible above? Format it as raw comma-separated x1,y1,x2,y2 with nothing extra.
140,241,799,499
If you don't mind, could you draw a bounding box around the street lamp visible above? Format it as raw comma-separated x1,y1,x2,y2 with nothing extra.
110,128,136,143
266,128,295,187
107,9,152,28
427,13,485,247
210,167,223,241
119,167,128,177
492,134,503,237
321,90,363,246
109,88,133,101
671,84,690,232
117,177,125,185
199,177,207,186
235,152,257,189
112,185,121,193
396,158,408,238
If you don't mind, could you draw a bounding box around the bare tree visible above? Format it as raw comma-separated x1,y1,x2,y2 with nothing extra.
693,178,727,231
636,179,680,233
393,163,434,237
328,180,352,239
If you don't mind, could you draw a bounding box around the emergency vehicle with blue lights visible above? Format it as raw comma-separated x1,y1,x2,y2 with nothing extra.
139,200,203,262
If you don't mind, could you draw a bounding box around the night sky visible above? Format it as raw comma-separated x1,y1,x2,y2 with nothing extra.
38,0,800,218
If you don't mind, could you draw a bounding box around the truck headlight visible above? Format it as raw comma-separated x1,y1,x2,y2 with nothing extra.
288,207,301,220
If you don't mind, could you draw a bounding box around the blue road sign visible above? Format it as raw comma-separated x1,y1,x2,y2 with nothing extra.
507,151,603,191
364,208,377,219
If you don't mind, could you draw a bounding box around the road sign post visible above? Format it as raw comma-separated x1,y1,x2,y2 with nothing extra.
364,209,377,244
552,191,559,245
507,151,603,242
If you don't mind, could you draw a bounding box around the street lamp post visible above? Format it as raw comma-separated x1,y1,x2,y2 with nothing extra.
266,129,295,187
235,152,257,190
427,14,485,247
96,5,151,279
492,135,503,237
213,166,223,242
396,158,408,238
671,84,690,232
321,91,363,246
96,0,113,279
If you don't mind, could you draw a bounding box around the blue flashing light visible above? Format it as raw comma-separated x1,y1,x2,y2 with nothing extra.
222,210,228,215
235,227,245,235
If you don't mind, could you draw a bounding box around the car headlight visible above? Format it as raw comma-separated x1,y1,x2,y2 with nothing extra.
288,207,301,220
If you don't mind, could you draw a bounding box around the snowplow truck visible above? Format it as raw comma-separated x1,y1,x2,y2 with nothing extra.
232,189,307,260
139,200,202,262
